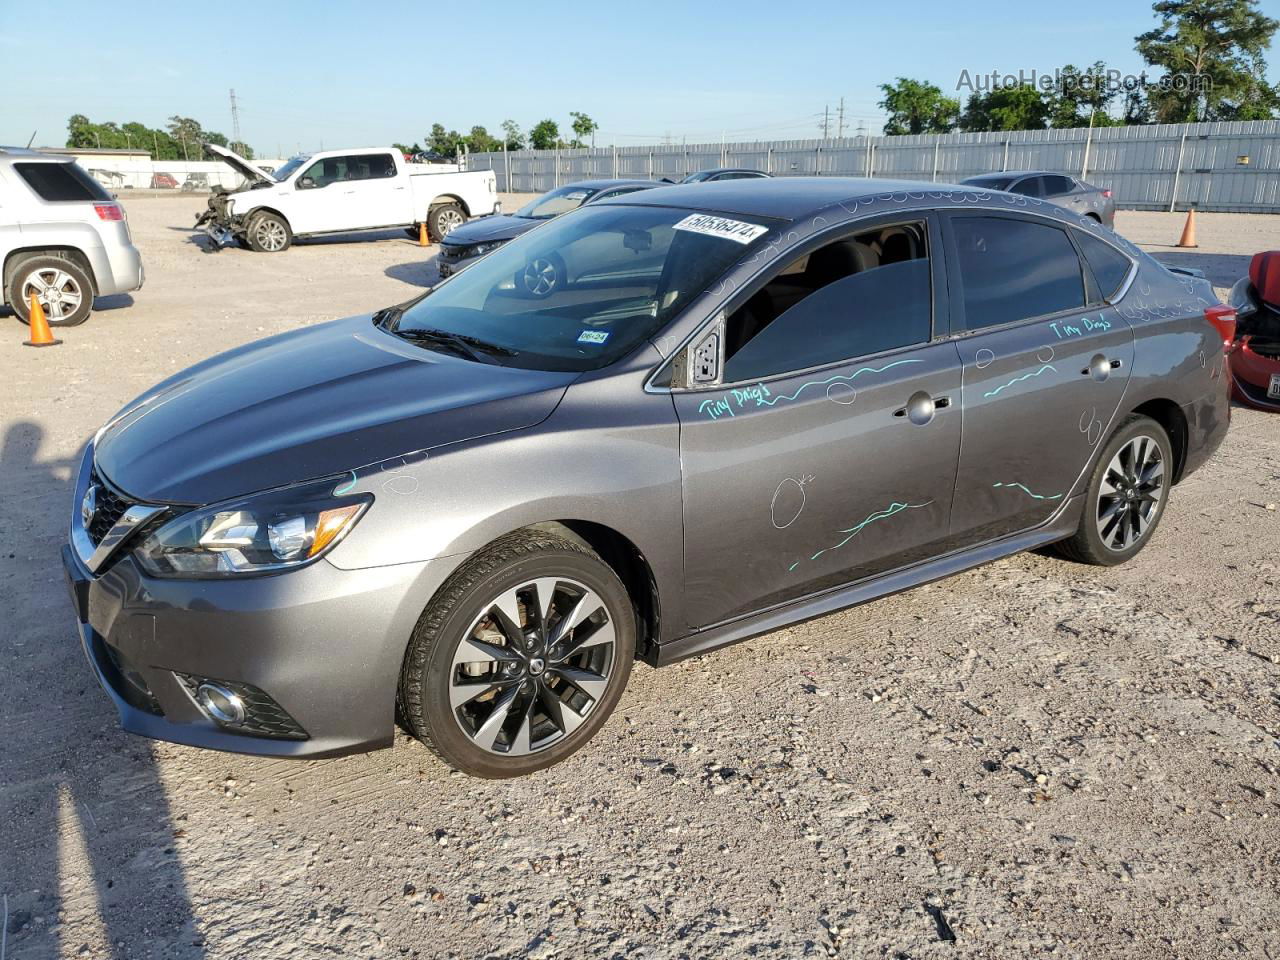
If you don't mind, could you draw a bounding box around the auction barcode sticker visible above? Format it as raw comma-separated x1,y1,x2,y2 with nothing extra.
673,213,769,245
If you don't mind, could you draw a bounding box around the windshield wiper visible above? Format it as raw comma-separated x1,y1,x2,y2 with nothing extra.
392,327,519,363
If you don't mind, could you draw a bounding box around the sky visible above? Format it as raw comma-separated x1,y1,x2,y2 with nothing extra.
2,0,1277,158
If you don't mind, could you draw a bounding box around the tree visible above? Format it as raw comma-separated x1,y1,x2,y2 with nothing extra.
500,119,524,150
427,123,466,157
960,84,1050,132
569,111,599,148
467,125,500,153
529,119,561,150
1045,62,1121,128
1136,0,1280,121
877,78,960,135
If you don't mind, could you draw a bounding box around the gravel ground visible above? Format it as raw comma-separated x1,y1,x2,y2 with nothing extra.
1,197,1278,960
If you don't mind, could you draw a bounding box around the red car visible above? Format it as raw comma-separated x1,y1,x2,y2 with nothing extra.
150,172,178,189
1228,251,1280,411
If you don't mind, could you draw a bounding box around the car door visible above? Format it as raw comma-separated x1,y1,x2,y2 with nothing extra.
288,154,358,233
1042,174,1085,213
942,211,1135,545
670,214,963,630
339,152,403,228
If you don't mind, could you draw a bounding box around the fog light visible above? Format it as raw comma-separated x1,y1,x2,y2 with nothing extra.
197,682,246,725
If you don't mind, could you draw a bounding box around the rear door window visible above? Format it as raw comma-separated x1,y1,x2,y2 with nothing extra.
1075,231,1134,302
14,162,112,202
723,220,933,382
1041,175,1077,197
951,216,1086,330
1009,177,1042,198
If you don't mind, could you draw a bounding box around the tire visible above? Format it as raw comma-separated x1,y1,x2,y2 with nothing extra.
427,203,466,242
516,252,566,299
8,254,94,327
397,529,635,778
245,211,292,252
1054,414,1173,566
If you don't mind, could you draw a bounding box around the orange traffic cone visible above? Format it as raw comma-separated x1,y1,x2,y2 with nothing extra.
23,291,62,348
418,221,429,247
1176,208,1198,248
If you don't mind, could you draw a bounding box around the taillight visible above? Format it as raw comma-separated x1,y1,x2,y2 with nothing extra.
1205,305,1237,353
1102,190,1112,199
94,203,124,221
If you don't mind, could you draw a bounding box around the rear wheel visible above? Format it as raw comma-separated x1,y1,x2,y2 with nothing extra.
8,255,94,327
427,203,466,242
398,530,635,778
1054,414,1172,566
245,211,292,252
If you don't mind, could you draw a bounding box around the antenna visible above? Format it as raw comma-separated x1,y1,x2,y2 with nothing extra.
26,130,37,148
229,88,242,151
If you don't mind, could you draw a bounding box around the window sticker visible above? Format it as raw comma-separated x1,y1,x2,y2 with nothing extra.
673,213,769,245
578,330,610,344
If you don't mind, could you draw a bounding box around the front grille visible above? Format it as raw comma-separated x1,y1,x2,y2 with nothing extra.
86,467,136,545
175,673,309,740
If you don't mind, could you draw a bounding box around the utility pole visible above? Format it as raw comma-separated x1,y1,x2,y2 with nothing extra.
821,105,830,139
229,88,242,152
837,97,845,139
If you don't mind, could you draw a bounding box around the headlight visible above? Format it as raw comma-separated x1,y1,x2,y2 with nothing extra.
471,240,508,257
134,477,371,578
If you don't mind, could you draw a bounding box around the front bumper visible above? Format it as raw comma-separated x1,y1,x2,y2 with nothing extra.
62,447,464,758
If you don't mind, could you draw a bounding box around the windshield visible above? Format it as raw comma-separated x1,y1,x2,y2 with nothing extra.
392,204,778,371
271,155,310,182
515,185,600,219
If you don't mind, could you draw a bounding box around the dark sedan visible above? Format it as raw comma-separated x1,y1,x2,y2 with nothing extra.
680,167,770,183
961,171,1116,227
437,179,661,277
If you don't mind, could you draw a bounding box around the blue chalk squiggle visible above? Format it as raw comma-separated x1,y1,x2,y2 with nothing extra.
991,481,1062,501
699,359,924,419
983,364,1057,398
788,499,934,571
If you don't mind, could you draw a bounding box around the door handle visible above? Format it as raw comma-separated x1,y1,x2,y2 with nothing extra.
1081,354,1121,381
893,391,946,425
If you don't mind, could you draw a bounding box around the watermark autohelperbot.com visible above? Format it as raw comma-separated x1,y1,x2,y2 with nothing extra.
956,68,1211,95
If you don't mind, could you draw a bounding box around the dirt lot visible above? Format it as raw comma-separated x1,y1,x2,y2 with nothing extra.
1,196,1278,959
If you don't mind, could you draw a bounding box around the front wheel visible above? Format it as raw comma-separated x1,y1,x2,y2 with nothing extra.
398,530,635,778
245,211,292,252
1054,414,1173,566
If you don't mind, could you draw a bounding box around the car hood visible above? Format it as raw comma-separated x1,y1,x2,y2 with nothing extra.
94,314,576,504
203,142,277,186
444,214,538,245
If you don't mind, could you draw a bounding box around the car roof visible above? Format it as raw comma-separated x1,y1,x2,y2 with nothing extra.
0,146,67,165
967,170,1073,180
606,176,990,221
691,167,767,175
561,178,658,190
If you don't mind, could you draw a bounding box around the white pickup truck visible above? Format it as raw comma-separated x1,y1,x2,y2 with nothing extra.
196,144,499,252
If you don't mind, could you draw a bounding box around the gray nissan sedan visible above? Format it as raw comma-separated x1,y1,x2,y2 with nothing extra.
63,178,1230,777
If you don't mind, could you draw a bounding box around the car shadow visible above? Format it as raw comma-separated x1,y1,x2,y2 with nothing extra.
384,260,440,289
0,421,203,958
93,294,135,312
296,228,413,246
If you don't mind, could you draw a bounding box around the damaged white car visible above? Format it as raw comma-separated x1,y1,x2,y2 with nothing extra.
195,144,499,252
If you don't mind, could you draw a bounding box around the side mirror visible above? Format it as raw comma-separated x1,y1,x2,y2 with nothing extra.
297,176,316,189
672,316,724,388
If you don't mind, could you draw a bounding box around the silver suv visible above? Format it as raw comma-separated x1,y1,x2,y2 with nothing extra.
0,147,144,326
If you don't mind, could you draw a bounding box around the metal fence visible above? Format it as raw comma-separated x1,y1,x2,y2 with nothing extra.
472,120,1280,213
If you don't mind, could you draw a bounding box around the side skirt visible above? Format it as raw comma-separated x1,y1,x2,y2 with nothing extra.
649,496,1083,667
